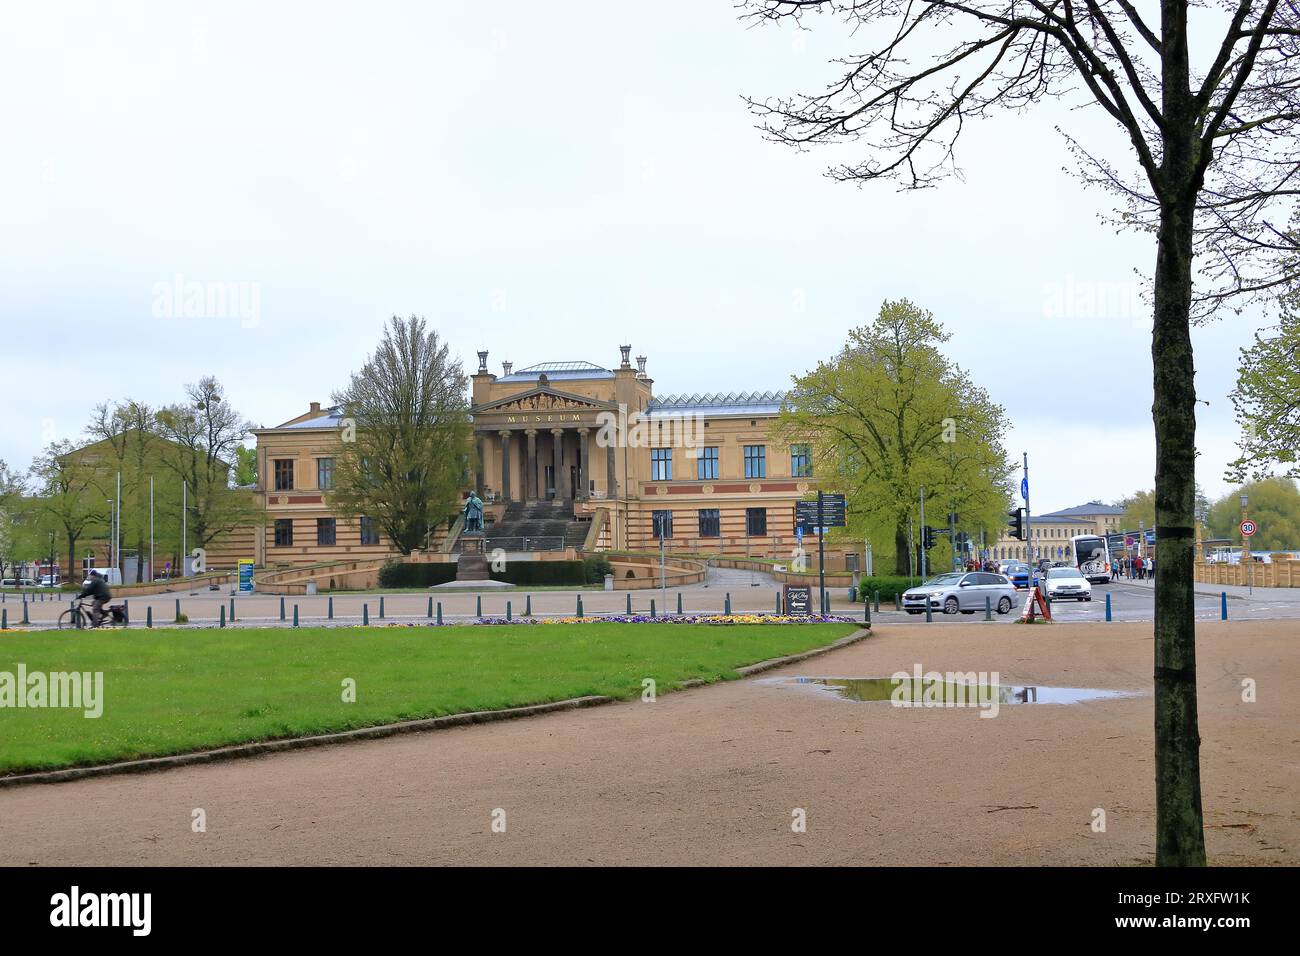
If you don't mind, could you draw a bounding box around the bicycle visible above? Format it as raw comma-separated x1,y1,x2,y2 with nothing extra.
57,597,127,630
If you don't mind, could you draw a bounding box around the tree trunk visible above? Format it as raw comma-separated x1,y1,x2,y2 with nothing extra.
894,521,910,576
66,532,77,586
1151,194,1206,866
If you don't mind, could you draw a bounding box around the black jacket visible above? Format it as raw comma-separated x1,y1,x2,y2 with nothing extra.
79,577,111,601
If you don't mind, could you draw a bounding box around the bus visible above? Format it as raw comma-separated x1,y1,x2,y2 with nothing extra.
1070,534,1112,584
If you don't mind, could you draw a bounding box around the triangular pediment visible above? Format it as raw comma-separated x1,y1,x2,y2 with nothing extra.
473,386,614,414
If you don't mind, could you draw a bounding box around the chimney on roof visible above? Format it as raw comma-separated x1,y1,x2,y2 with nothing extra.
502,361,513,375
477,350,489,373
636,355,647,377
310,402,321,415
619,345,632,368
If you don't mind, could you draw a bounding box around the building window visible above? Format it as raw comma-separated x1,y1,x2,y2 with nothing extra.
698,508,720,538
274,519,293,547
651,448,672,481
317,518,336,546
791,444,812,477
360,517,380,546
743,445,766,479
273,459,294,491
652,510,673,540
317,458,335,491
697,446,719,480
745,507,767,537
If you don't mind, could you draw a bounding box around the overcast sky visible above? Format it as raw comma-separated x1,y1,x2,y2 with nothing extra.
0,1,1269,514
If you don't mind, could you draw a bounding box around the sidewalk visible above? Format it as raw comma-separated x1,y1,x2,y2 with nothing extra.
1117,575,1300,603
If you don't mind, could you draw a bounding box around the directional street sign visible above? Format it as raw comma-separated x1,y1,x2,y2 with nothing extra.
1241,519,1257,537
796,494,847,530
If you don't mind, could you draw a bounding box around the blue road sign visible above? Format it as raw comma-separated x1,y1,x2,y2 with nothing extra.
1020,477,1029,500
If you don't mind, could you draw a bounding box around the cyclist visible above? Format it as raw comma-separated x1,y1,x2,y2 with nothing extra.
78,570,112,627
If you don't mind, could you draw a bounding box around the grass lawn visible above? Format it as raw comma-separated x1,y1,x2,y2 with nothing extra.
0,622,858,774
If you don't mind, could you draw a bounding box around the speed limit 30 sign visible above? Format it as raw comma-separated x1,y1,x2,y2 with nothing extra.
1240,519,1257,537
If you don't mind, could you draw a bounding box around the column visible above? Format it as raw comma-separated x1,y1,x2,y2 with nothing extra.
551,428,564,503
577,428,589,500
474,433,485,497
606,442,617,500
499,430,512,502
525,429,538,501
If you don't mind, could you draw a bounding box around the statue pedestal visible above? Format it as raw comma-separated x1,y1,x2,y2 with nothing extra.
456,532,490,581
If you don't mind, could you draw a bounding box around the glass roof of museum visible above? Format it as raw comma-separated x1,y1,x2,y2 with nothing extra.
646,391,787,416
498,361,614,382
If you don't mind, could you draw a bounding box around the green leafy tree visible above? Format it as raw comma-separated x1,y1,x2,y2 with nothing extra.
1227,299,1300,481
1206,477,1300,551
29,441,105,581
0,460,26,580
232,445,258,487
85,400,184,582
155,377,258,555
331,315,472,555
777,299,1013,575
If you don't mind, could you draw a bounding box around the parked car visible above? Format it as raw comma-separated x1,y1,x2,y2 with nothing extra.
1044,566,1092,602
901,571,1019,616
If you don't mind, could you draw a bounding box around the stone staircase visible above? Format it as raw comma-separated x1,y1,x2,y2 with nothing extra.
467,502,589,552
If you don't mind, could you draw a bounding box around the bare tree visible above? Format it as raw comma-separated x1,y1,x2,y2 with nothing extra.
742,0,1299,865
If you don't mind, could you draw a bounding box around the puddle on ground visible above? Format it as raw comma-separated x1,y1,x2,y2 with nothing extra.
759,676,1136,705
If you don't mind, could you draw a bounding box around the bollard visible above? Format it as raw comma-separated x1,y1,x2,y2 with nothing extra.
507,600,512,622
476,596,482,618
925,600,933,623
1221,591,1228,621
123,600,129,626
985,595,992,622
725,592,732,615
650,599,656,619
864,599,871,624
677,592,683,616
1,608,5,630
379,596,385,619
280,597,286,621
776,590,782,613
1105,592,1112,622
874,590,880,613
363,604,370,626
850,586,857,603
175,598,181,623
626,593,632,615
220,605,226,628
294,605,299,627
230,597,235,623
427,596,432,619
329,596,334,620
577,594,584,618
147,606,153,628
525,595,532,617
22,602,29,625
437,601,443,625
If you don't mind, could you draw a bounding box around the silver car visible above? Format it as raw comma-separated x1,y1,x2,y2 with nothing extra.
901,571,1019,616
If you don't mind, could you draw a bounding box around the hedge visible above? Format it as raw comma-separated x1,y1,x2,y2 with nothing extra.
854,575,923,601
378,556,614,588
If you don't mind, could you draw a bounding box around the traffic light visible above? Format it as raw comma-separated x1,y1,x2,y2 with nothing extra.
1007,508,1024,540
922,526,937,550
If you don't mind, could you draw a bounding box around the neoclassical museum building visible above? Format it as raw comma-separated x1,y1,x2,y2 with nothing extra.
238,345,820,567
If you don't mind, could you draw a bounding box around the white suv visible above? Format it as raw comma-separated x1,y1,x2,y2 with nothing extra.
1044,567,1092,601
